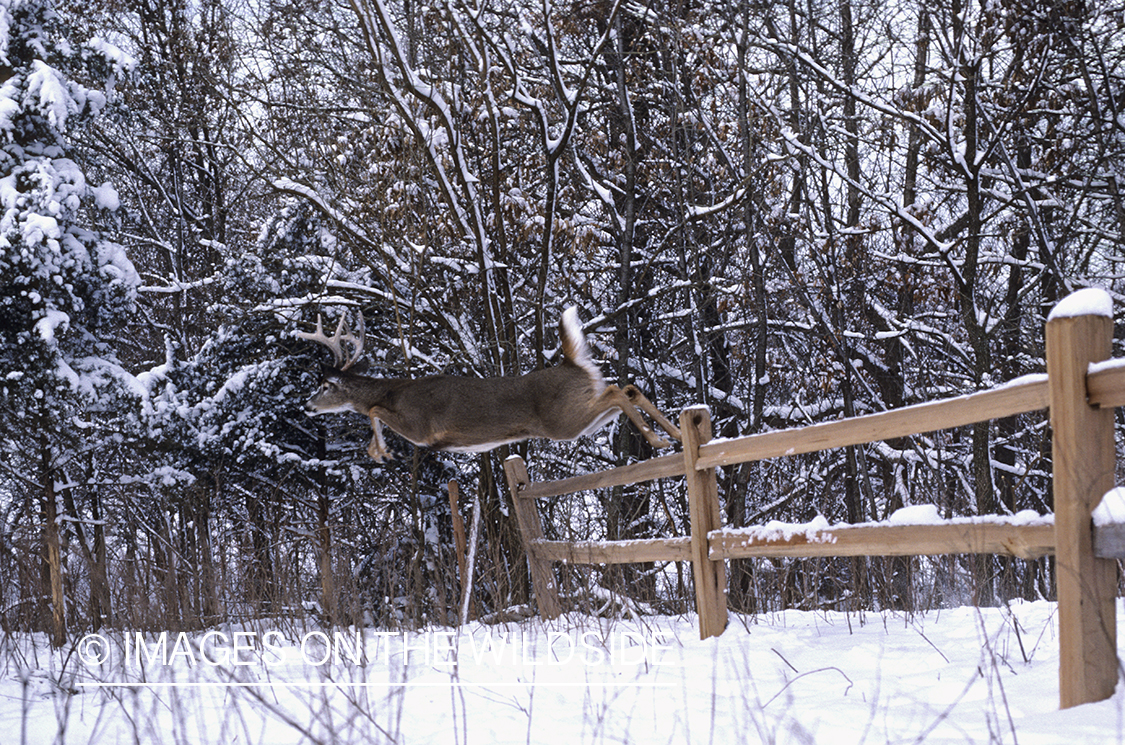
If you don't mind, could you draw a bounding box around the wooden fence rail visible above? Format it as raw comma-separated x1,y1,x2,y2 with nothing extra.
502,288,1123,710
711,521,1057,561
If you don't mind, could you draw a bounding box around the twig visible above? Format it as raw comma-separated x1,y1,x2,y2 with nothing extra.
764,667,855,708
770,647,799,673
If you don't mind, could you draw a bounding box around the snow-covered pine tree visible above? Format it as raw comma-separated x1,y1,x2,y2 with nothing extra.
134,201,360,624
0,0,137,645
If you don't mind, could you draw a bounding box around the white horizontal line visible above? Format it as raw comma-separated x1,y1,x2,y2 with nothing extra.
77,681,674,689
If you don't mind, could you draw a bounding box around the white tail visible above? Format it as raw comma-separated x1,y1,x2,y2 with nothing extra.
297,307,681,462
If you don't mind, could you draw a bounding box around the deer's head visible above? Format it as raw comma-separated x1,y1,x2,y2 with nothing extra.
296,312,367,415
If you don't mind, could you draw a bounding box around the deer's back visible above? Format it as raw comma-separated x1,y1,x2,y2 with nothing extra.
375,362,600,450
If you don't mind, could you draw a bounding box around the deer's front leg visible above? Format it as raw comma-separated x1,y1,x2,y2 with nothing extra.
367,413,393,462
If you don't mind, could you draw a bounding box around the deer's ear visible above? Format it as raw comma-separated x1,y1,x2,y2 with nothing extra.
346,358,371,375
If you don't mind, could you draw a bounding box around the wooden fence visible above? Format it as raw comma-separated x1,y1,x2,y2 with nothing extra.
502,290,1125,710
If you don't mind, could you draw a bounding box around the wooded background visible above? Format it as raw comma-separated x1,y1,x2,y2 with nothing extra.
2,0,1124,642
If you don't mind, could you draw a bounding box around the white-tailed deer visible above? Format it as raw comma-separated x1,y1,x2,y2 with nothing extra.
297,308,681,462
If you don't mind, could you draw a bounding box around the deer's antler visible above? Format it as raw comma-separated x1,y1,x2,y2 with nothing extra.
297,312,365,370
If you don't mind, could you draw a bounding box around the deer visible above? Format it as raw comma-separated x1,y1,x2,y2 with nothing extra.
296,308,681,462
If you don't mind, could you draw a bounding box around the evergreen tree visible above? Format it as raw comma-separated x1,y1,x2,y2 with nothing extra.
0,0,137,644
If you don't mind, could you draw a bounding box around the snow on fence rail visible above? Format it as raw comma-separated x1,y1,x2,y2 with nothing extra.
503,288,1125,711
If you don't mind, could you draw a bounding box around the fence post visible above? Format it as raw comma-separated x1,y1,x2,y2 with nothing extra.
1046,289,1118,709
503,455,562,620
681,406,728,639
448,481,470,620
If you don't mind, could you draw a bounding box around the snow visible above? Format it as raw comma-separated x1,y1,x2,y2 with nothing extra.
996,372,1048,389
727,513,836,544
21,211,61,247
1090,358,1125,377
1094,487,1125,528
0,80,17,134
721,507,1054,544
1047,287,1113,321
887,503,943,524
34,307,68,343
886,504,1049,527
0,5,10,68
5,601,1125,743
86,37,137,75
26,60,77,132
92,181,120,210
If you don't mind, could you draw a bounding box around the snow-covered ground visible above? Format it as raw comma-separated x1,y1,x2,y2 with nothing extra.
4,600,1124,744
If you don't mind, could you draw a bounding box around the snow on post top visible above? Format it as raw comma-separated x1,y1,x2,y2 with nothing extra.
1047,287,1113,322
1094,487,1125,528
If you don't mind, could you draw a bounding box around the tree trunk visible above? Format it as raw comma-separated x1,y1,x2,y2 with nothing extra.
40,442,66,647
317,490,336,626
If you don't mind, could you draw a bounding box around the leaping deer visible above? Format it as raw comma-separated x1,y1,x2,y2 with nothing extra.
296,308,681,462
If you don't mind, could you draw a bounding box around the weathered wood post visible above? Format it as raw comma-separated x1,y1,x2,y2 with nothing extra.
1046,288,1119,709
681,406,728,639
503,456,562,620
447,480,474,623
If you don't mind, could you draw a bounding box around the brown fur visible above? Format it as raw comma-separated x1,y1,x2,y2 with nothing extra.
302,307,680,462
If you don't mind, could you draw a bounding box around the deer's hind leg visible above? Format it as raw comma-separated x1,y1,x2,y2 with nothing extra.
594,385,680,449
622,385,681,443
